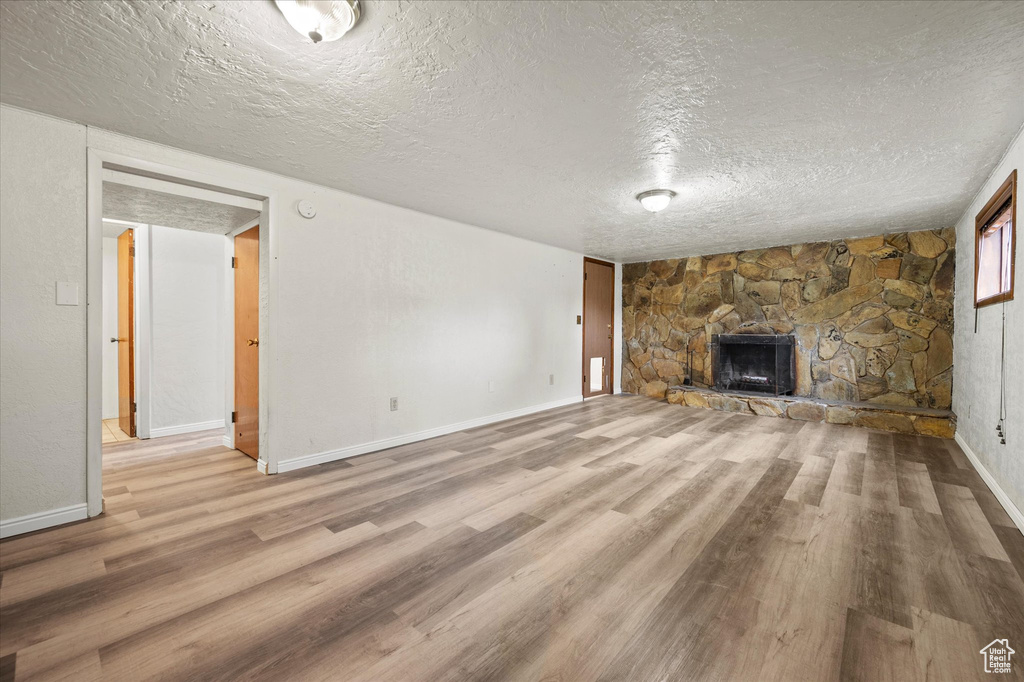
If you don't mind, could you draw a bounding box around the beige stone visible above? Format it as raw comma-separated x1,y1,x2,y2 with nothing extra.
644,381,669,399
791,281,883,324
926,369,952,410
818,322,842,360
818,378,858,402
926,327,952,380
794,324,818,349
898,330,929,353
757,247,795,269
846,235,885,255
707,395,752,413
787,402,826,422
875,258,902,280
737,261,772,281
885,359,915,393
781,281,802,312
851,346,867,376
852,316,893,334
867,393,917,407
666,390,686,405
849,256,875,286
652,283,685,305
865,345,897,375
931,252,954,300
845,331,899,348
913,416,955,439
884,278,925,300
900,253,936,285
886,233,910,251
749,398,787,417
648,259,679,279
829,352,857,383
744,280,781,305
857,375,887,400
888,310,937,337
826,406,857,425
683,391,709,408
706,253,738,275
854,411,915,434
907,230,947,258
708,304,735,323
796,343,813,395
652,359,685,378
837,302,889,332
802,277,829,302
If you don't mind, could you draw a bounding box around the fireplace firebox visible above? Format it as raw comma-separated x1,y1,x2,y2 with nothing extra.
711,334,795,396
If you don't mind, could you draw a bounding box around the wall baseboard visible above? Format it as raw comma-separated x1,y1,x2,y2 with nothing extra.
222,434,233,449
277,396,584,473
149,419,225,439
955,432,1024,534
0,503,89,539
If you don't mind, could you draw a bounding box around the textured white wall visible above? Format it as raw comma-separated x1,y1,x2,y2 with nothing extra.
0,107,88,523
102,237,119,419
0,105,589,530
952,126,1024,516
148,225,226,433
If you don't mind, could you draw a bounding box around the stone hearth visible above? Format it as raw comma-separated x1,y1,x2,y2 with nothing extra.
666,385,956,438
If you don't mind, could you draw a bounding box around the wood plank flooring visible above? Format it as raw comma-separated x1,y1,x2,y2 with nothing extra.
1,395,1023,681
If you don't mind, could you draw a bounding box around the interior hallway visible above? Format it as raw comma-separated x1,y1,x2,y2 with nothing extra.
1,396,1022,681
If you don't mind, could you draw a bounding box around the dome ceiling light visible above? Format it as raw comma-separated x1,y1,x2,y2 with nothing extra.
275,0,361,43
637,189,676,213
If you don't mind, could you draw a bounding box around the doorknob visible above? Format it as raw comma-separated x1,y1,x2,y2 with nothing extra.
110,337,126,343
247,338,259,346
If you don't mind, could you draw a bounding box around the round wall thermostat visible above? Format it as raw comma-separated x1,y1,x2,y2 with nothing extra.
297,200,317,219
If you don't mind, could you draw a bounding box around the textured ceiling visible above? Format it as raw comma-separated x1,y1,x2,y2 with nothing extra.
103,182,260,234
2,1,1023,261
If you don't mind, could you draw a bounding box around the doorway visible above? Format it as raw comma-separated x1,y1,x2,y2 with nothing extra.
116,227,135,437
583,257,615,398
233,225,259,459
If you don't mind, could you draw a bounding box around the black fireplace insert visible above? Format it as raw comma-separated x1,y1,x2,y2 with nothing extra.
711,334,795,396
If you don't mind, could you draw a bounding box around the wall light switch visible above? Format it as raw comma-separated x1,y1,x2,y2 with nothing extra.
488,380,496,393
56,281,79,306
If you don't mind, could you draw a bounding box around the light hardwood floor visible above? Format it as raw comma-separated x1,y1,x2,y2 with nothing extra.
100,419,133,444
1,395,1022,681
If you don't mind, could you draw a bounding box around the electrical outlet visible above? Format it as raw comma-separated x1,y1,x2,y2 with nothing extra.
390,397,398,412
488,380,496,393
549,374,555,385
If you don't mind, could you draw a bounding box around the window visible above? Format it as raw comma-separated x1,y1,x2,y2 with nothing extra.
975,170,1016,307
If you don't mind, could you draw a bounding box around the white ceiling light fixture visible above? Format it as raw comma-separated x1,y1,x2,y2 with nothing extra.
637,189,676,213
274,0,360,44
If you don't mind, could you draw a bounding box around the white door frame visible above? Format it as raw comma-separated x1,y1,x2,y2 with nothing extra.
86,148,276,517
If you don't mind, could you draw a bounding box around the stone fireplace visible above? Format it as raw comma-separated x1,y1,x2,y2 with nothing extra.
712,334,795,396
621,229,955,409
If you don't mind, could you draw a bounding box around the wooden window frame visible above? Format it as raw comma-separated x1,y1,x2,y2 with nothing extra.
974,169,1016,308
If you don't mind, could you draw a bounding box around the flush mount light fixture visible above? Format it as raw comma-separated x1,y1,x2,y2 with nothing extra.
637,189,676,213
275,0,360,43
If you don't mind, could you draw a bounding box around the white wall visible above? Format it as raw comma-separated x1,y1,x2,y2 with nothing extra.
0,107,88,533
146,225,226,435
0,104,591,533
952,126,1024,526
102,237,119,419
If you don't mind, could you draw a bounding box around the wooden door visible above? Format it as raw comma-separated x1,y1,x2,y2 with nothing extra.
234,226,259,459
117,229,136,437
583,257,615,398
